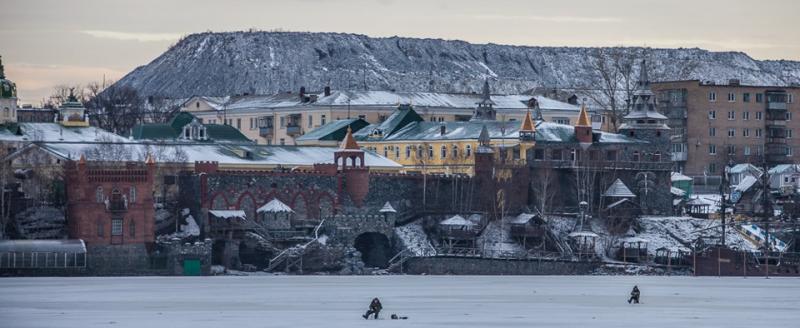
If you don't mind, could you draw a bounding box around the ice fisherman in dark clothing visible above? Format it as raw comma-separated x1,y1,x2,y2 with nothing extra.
363,298,382,319
628,286,640,304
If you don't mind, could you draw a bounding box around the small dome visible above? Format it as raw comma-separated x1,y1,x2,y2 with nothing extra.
0,79,15,99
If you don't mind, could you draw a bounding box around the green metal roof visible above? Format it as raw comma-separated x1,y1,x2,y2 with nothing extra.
131,111,251,143
296,118,369,142
204,124,251,142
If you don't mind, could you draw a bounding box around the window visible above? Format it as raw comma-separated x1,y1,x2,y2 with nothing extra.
95,187,104,203
756,128,763,138
280,116,286,127
743,128,750,137
129,220,136,238
744,146,751,155
743,111,750,120
554,117,570,125
534,149,544,160
606,150,617,161
708,110,716,119
395,147,400,159
236,118,241,129
130,187,136,203
756,145,764,155
756,93,764,103
709,127,716,137
321,115,326,125
440,145,447,158
358,114,366,120
709,144,717,155
551,149,563,160
632,151,640,161
279,138,285,145
111,219,123,236
743,93,751,102
465,145,472,157
308,115,313,128
727,145,736,155
788,94,794,103
416,145,424,158
728,92,735,102
788,147,794,156
787,112,793,121
728,111,735,120
756,111,762,120
709,163,717,174
452,145,459,158
709,92,717,102
196,102,200,108
728,128,735,138
405,146,411,159
97,219,105,237
788,129,794,138
653,151,661,162
383,146,388,157
428,145,434,158
249,118,254,130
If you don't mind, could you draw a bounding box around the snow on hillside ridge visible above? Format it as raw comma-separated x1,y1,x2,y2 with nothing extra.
113,31,800,99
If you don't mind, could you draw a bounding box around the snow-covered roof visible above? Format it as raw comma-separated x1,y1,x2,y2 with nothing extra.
686,197,714,206
510,213,536,225
209,210,246,219
729,163,762,175
671,172,692,182
379,202,397,213
603,179,636,198
0,239,86,253
35,142,402,169
257,199,293,213
769,164,800,175
671,187,686,197
440,215,476,226
316,91,580,111
735,175,758,193
568,231,598,238
620,236,649,243
0,123,128,143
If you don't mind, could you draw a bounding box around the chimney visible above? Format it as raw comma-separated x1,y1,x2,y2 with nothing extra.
299,86,306,100
324,86,331,97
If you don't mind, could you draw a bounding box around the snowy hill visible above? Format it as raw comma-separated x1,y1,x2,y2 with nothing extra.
113,31,800,98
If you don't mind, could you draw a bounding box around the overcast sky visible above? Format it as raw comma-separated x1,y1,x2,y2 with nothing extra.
1,0,798,104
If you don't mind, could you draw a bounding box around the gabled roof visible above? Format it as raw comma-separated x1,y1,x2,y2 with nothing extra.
440,215,476,226
510,213,537,225
729,163,762,175
671,172,692,182
769,164,800,174
209,210,246,219
131,112,250,143
296,118,369,142
604,179,636,198
379,202,397,213
735,175,759,193
257,198,294,213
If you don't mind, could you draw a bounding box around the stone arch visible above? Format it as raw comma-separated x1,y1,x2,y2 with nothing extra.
318,193,335,219
292,193,309,220
210,193,229,210
237,192,257,220
354,232,392,268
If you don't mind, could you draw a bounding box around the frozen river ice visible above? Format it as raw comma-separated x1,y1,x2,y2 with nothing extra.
1,275,798,328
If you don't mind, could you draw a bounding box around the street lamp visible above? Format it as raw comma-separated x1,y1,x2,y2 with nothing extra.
579,201,589,231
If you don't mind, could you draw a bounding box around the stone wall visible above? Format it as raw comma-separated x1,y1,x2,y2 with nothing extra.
86,244,152,275
322,214,395,246
402,257,599,275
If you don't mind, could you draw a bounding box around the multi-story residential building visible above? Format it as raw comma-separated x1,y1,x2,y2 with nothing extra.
652,80,799,181
178,82,588,145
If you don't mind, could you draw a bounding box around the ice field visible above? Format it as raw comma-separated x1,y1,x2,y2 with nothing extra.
1,275,798,328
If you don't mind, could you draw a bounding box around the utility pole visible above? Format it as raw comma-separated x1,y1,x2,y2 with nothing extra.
719,162,729,246
761,161,771,279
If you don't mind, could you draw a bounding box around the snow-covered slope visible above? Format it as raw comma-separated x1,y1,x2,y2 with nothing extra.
113,31,800,98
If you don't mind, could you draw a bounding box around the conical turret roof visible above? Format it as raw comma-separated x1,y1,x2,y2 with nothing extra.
575,104,591,127
520,110,536,132
339,126,361,151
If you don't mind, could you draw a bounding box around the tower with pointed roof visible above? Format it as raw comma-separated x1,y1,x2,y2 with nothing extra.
0,55,19,124
519,110,536,161
59,88,89,127
471,79,496,121
618,59,669,140
574,103,593,149
335,126,365,170
474,124,495,177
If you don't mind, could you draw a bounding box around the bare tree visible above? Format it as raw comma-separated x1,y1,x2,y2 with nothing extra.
85,85,145,135
581,48,638,132
44,84,85,109
145,96,182,124
531,166,557,216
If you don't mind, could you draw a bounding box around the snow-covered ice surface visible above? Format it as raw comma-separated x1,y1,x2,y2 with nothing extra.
1,276,798,328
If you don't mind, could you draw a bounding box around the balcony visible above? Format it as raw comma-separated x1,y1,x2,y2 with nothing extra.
671,151,688,161
259,126,274,138
106,200,127,213
767,102,788,111
285,125,301,136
